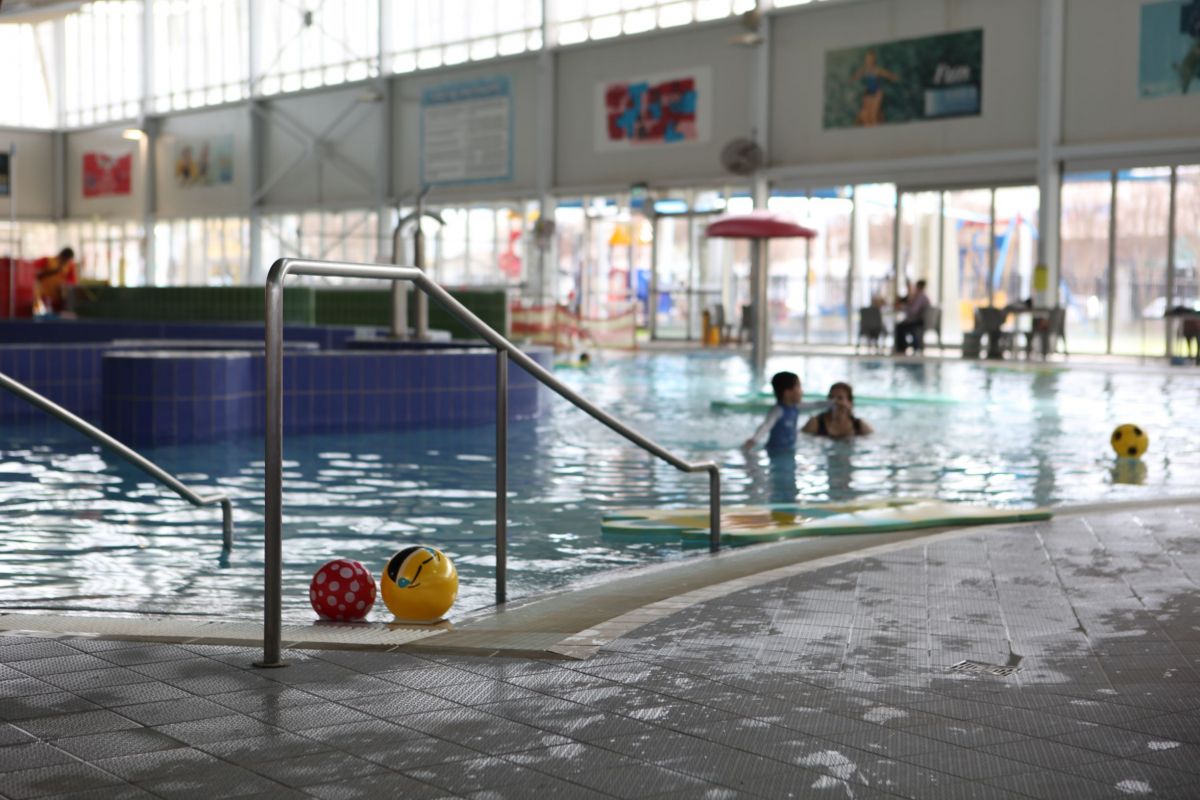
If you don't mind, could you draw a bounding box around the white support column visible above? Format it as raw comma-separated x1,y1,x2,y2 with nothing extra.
1166,167,1178,356
141,0,154,116
535,48,556,303
1037,0,1065,304
1105,171,1117,355
142,117,158,287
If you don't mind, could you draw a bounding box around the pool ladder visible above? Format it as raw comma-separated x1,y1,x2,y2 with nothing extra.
259,258,722,667
0,372,234,551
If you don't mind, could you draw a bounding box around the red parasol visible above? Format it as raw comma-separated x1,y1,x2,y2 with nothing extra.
705,211,817,239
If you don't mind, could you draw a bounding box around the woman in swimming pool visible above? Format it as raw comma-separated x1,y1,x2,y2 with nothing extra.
802,382,873,439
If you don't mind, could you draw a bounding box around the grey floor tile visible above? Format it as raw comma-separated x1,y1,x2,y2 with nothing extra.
19,709,141,741
339,689,462,719
110,696,232,727
35,787,157,800
0,691,101,721
0,762,127,800
566,762,712,799
248,750,388,788
0,742,75,772
404,755,548,793
7,655,119,677
986,769,1132,799
74,681,190,708
50,728,185,762
38,667,158,694
0,723,36,747
92,748,223,782
302,770,455,800
135,765,293,799
154,713,281,745
197,731,331,765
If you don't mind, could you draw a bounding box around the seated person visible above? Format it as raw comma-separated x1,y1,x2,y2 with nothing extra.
802,382,872,439
893,279,930,354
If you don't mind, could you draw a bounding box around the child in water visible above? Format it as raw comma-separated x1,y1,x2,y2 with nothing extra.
802,382,872,439
743,372,803,451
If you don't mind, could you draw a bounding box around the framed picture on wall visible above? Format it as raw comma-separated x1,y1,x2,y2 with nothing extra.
1139,0,1200,98
595,67,713,152
82,151,133,198
0,152,9,197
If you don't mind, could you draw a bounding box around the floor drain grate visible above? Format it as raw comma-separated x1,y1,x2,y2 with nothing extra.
950,659,1021,677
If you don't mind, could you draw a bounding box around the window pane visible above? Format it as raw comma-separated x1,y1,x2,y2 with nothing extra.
898,191,943,338
63,2,143,126
0,23,56,127
388,0,541,73
943,189,992,344
153,0,248,111
807,188,853,345
766,194,809,344
1175,166,1200,312
1060,173,1111,354
256,0,378,95
1113,167,1171,356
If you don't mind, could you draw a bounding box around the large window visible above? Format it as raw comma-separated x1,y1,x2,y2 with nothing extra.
0,23,56,128
1112,168,1171,356
255,0,379,96
423,202,534,288
153,217,249,285
57,220,145,285
63,1,143,127
261,209,383,284
854,184,895,314
548,0,755,46
151,0,249,112
1176,166,1200,311
387,0,542,73
1060,173,1112,354
805,188,853,345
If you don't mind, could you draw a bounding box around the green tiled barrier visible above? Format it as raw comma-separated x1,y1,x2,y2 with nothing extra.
69,286,316,323
314,288,510,338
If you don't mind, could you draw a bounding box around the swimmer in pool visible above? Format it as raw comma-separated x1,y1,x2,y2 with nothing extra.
743,371,803,452
802,382,873,439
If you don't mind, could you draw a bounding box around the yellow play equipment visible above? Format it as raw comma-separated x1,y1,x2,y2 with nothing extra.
602,498,1051,545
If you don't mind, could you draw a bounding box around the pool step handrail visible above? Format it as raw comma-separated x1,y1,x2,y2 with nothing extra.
259,257,722,668
0,371,233,551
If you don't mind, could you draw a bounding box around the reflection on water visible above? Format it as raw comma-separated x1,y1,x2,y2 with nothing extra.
1,353,1198,620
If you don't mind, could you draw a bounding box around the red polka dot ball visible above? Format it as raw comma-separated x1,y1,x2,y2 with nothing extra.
309,559,376,621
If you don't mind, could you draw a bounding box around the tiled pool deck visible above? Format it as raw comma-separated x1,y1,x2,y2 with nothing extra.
1,504,1198,799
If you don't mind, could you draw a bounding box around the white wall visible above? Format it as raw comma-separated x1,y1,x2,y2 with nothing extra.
66,125,144,218
260,86,385,209
394,56,541,202
156,106,251,218
1063,0,1200,147
0,129,55,219
770,0,1040,169
555,23,754,190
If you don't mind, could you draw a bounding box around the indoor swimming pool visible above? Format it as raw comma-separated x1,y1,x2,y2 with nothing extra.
2,353,1198,621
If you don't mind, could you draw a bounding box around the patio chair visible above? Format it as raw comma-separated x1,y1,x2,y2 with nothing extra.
920,306,943,352
1023,307,1067,359
856,306,886,354
965,306,1014,359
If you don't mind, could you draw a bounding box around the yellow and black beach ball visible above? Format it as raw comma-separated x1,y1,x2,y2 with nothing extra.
1110,424,1149,459
381,546,458,622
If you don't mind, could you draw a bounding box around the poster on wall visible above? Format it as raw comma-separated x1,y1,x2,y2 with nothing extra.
421,76,512,186
82,151,133,198
1139,0,1200,98
174,134,234,187
823,29,983,129
596,67,712,152
0,152,9,197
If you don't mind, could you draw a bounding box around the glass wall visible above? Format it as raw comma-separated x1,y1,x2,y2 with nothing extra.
854,184,896,313
153,217,249,285
423,202,533,287
255,0,378,96
806,188,853,345
63,1,143,127
942,189,992,341
57,220,145,286
0,23,56,128
260,209,383,285
151,0,249,112
766,194,810,343
548,0,756,46
1112,168,1171,356
1176,166,1200,311
1060,173,1112,354
388,0,542,73
898,191,941,327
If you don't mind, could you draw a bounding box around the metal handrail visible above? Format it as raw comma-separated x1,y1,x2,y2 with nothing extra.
258,257,722,668
0,371,234,551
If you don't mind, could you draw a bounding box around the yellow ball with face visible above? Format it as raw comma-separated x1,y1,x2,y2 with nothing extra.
380,546,458,623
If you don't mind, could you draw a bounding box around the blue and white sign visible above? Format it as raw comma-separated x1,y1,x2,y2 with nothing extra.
420,76,513,186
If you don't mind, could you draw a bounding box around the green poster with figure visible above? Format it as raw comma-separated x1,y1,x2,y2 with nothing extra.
824,29,983,129
1139,1,1200,97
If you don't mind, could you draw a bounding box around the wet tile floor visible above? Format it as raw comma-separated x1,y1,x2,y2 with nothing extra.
1,505,1198,799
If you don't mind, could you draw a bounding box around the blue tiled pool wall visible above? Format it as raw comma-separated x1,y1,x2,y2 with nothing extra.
100,350,546,446
0,319,362,349
0,344,105,423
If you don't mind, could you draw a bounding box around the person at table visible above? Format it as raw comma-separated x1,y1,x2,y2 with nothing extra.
893,279,930,355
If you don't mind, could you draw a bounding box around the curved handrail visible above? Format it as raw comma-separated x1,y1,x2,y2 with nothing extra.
258,257,721,667
0,371,233,551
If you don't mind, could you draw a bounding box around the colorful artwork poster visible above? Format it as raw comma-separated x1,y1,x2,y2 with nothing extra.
0,152,9,197
1139,1,1200,98
823,29,983,129
174,134,234,187
421,76,512,186
597,68,711,152
82,151,133,198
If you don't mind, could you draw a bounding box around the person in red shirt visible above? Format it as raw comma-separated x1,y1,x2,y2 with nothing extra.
34,247,77,314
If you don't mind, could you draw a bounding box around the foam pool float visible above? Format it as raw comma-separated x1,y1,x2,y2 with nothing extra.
601,498,1050,545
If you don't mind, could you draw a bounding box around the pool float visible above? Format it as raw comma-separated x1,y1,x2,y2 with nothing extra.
309,559,376,621
553,361,591,370
381,546,458,623
711,393,961,412
1110,424,1149,459
601,498,1051,545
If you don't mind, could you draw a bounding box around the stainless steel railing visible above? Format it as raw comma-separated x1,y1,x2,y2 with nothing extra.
0,371,234,550
257,258,722,668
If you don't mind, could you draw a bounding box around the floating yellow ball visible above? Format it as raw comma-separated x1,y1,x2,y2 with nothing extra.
381,546,458,623
1110,424,1149,459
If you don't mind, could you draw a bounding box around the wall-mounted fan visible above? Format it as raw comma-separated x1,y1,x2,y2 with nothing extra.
720,137,764,176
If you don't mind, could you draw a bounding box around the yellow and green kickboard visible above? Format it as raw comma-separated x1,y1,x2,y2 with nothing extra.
711,393,962,413
602,498,1051,545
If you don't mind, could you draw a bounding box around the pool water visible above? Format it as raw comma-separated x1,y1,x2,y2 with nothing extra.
2,353,1198,621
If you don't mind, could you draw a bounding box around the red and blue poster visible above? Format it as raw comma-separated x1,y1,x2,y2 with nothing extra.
82,151,133,198
597,68,711,152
